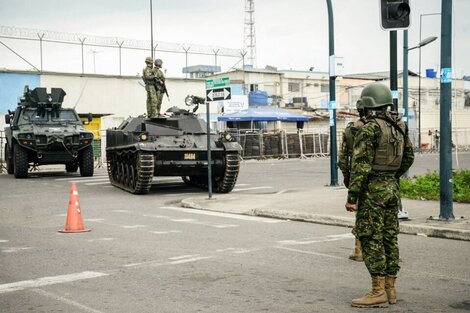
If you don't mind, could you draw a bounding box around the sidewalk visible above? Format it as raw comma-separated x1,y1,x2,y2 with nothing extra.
181,185,470,241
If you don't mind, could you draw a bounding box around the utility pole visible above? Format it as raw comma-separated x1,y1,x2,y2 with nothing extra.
439,0,454,220
326,0,338,186
390,31,398,111
150,0,154,59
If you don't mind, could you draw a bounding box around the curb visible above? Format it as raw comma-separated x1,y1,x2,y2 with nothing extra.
181,198,470,242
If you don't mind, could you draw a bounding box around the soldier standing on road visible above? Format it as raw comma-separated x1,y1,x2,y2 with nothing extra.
345,83,414,308
142,57,157,118
153,58,165,116
339,99,366,262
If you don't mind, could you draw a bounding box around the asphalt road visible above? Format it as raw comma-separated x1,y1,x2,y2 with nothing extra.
1,153,469,312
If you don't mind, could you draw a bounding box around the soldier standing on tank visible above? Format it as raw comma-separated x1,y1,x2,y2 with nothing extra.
345,83,414,308
153,58,165,116
339,99,366,262
142,57,157,118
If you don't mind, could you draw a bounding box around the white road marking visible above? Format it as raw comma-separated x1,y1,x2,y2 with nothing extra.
123,260,164,268
216,248,236,252
159,206,284,224
2,247,31,253
31,288,105,313
86,181,111,186
162,193,204,197
168,254,200,260
278,233,354,245
84,218,106,222
169,256,215,265
233,186,273,192
143,213,238,229
213,224,239,228
0,239,9,243
122,225,147,229
275,246,343,260
233,248,260,254
0,271,108,294
170,218,197,222
112,210,130,213
55,175,108,181
149,230,181,235
87,238,115,242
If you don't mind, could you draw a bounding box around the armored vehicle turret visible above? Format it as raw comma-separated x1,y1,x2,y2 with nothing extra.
4,86,94,178
105,95,241,194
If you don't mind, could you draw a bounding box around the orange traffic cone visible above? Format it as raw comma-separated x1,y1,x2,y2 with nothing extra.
58,183,91,233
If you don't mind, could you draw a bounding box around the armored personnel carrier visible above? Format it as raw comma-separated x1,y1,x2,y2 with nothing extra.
4,86,94,178
106,95,241,194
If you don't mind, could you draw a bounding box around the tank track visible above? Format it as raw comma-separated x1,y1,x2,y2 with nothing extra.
213,152,240,193
182,152,240,193
107,149,154,194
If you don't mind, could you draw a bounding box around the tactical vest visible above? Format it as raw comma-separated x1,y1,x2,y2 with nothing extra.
371,117,406,171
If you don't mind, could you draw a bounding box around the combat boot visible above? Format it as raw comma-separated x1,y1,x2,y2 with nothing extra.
351,276,389,308
385,275,397,304
349,239,363,262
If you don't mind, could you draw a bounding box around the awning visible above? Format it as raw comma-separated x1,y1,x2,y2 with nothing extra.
217,107,309,122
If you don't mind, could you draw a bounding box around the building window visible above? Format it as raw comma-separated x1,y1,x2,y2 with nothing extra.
321,83,329,92
465,91,470,108
250,84,258,92
288,83,300,92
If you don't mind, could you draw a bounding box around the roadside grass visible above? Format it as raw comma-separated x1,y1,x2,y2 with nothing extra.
400,169,470,203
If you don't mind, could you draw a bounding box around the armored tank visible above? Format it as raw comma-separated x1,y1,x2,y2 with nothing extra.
105,95,241,194
4,86,94,178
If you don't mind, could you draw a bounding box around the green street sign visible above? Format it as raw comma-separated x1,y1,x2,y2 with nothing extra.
205,77,230,89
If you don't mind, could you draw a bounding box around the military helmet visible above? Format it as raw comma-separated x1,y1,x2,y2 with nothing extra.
360,83,393,109
145,57,153,64
154,59,163,66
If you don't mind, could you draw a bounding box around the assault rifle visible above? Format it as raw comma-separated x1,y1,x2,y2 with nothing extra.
156,78,170,101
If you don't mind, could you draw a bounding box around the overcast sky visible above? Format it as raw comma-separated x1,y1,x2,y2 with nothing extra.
0,0,469,78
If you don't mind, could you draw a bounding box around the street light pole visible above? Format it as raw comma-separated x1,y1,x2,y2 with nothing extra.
418,13,440,151
150,0,154,59
326,0,338,186
408,35,438,150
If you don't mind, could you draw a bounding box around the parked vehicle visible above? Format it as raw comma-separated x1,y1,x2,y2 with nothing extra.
4,86,94,178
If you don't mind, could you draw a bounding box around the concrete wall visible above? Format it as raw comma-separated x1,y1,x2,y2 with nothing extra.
0,72,40,113
0,70,207,128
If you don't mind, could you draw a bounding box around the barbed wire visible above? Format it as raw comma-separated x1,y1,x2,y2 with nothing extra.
0,25,244,57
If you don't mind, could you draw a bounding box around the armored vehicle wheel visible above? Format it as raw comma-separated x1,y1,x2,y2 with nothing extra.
79,146,94,177
212,153,240,193
13,145,28,178
5,145,14,174
107,149,154,194
66,163,79,173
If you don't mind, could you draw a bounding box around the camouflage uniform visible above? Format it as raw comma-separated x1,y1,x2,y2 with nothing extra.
142,57,157,117
347,111,414,276
153,59,165,116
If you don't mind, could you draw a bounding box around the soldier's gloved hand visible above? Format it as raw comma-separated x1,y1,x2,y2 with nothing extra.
345,202,357,212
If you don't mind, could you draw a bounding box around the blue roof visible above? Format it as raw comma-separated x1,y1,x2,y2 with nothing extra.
217,107,309,122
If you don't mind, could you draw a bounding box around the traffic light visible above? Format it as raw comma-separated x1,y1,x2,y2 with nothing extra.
380,0,411,30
